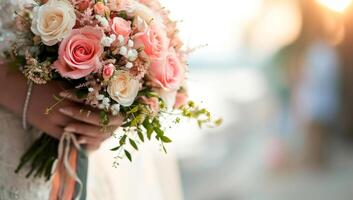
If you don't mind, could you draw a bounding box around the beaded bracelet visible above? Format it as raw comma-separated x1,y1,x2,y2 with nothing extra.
22,81,33,130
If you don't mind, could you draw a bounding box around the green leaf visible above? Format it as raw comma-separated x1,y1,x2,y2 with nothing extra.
99,111,110,126
160,136,172,143
142,117,151,129
124,150,132,162
110,146,120,151
131,114,143,127
137,130,144,142
129,139,138,150
120,135,127,145
127,106,139,115
154,127,164,137
147,127,153,140
215,118,223,126
52,94,62,102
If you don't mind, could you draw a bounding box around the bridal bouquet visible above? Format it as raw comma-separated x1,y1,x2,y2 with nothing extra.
4,0,221,199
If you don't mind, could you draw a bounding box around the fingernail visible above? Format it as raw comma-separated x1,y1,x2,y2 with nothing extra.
59,108,73,116
78,139,86,144
59,91,70,98
64,127,75,133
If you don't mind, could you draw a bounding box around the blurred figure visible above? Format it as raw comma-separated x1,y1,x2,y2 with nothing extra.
263,0,342,168
337,3,353,140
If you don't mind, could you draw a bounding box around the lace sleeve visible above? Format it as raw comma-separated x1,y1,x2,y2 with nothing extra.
0,0,36,53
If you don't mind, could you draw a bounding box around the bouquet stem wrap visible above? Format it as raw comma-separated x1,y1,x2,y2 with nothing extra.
50,132,88,200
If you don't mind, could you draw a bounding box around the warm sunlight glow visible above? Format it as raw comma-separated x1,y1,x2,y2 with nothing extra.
316,0,352,12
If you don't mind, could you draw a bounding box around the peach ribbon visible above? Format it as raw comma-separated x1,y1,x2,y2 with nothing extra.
49,132,83,200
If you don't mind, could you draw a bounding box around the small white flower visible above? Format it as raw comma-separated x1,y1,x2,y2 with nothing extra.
95,15,109,27
118,35,125,45
127,49,138,61
111,104,120,110
96,94,104,101
119,46,128,56
88,87,94,92
102,97,110,104
111,104,120,116
110,34,117,41
101,36,113,47
101,34,116,47
128,40,134,48
125,62,133,69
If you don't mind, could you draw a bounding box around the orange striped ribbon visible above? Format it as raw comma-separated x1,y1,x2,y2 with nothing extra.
49,132,82,200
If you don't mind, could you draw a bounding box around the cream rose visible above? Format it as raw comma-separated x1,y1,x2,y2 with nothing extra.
31,0,76,46
108,70,140,106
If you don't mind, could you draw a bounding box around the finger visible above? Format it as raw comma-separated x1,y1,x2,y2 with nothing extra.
59,106,123,126
84,144,101,151
64,123,117,139
46,125,64,139
77,136,104,145
59,90,85,103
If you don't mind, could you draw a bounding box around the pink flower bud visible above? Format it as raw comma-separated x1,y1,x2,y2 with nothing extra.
103,64,115,80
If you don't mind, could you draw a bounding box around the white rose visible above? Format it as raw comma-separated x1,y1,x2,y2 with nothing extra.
107,70,140,107
31,0,76,46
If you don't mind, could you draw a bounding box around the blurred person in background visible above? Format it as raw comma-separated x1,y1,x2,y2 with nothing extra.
337,3,353,141
262,0,342,168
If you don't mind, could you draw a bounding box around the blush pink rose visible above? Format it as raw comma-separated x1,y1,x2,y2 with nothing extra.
140,96,160,113
174,92,188,109
149,49,184,91
53,26,104,79
94,2,110,16
111,17,131,40
103,64,115,80
134,25,169,59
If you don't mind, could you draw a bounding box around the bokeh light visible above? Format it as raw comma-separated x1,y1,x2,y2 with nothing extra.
316,0,352,12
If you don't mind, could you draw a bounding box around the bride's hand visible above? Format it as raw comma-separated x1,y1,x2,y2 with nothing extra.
58,92,123,151
0,66,78,139
27,82,82,139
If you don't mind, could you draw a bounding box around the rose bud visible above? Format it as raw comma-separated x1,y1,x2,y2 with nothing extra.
103,64,115,80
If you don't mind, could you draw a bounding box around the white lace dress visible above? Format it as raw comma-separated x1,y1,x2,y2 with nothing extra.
0,107,50,200
0,1,50,199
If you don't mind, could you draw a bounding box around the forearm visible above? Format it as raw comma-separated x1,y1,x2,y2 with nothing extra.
0,64,27,117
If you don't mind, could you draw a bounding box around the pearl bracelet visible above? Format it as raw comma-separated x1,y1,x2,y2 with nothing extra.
22,81,33,130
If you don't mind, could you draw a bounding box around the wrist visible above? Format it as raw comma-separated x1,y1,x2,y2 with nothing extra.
0,65,28,116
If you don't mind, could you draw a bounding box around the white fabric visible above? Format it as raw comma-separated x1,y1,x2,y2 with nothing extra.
0,107,50,200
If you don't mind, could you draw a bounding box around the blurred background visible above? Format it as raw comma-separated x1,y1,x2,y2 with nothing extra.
86,0,353,199
157,0,353,199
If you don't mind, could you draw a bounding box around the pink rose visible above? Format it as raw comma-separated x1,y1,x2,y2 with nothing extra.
77,0,90,11
103,64,115,80
94,2,109,16
111,17,131,40
149,49,184,91
134,25,169,59
140,96,160,113
174,92,188,109
53,26,104,79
